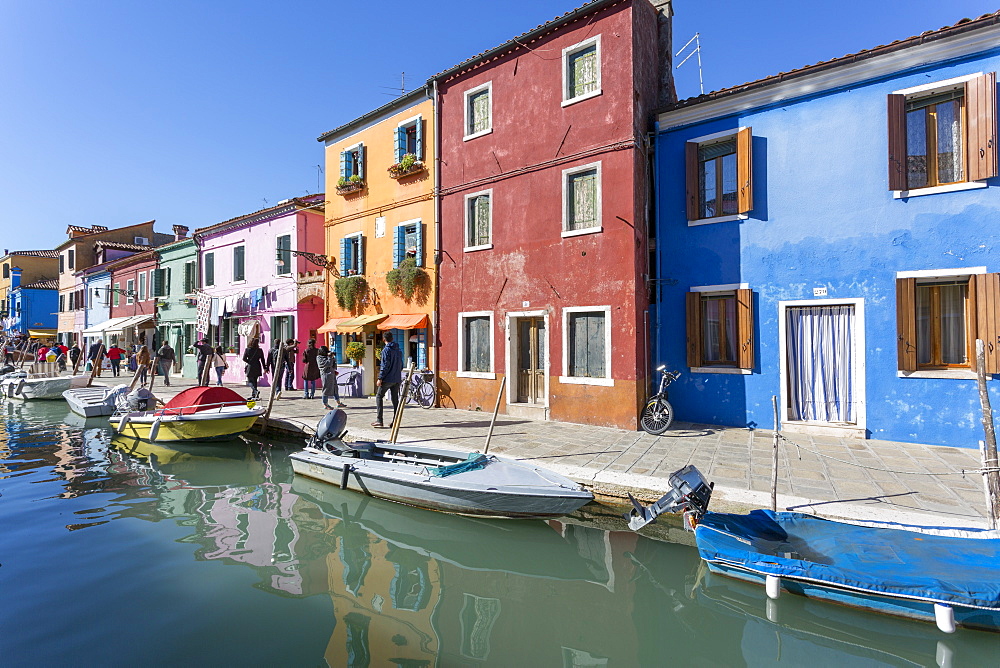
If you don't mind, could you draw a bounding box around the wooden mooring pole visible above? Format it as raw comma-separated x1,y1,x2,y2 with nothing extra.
389,363,417,444
259,345,287,434
771,395,780,512
483,376,507,456
975,339,1000,529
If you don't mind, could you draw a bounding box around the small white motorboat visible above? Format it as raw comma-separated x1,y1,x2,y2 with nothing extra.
2,371,90,400
64,384,132,417
289,410,594,519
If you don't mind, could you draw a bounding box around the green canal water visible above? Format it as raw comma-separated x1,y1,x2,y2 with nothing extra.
2,401,997,666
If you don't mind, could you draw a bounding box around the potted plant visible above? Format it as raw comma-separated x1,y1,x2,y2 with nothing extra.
336,174,364,195
345,342,366,367
334,275,368,310
385,257,429,302
388,153,425,179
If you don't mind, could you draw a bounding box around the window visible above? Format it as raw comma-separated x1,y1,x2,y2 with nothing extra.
2,264,7,279
463,82,492,140
275,235,292,275
183,261,197,293
59,254,64,273
138,272,147,301
561,306,613,385
68,249,75,270
458,311,493,378
395,116,423,162
896,270,1000,374
393,221,423,268
59,294,65,312
204,252,215,287
152,268,170,297
340,143,365,181
562,36,601,105
233,245,245,281
113,282,120,307
889,72,997,193
340,234,364,275
126,279,135,305
685,127,753,223
464,190,492,251
686,287,754,371
562,162,601,235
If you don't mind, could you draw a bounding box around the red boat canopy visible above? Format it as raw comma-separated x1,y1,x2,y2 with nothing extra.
159,386,248,416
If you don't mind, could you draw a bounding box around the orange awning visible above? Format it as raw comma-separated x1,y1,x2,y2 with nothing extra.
377,313,429,331
317,317,351,334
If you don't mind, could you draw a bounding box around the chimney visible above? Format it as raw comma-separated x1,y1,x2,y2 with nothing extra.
650,0,677,108
172,225,189,241
10,266,21,289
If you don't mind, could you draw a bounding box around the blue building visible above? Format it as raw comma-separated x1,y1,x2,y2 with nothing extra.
6,268,58,339
80,266,111,350
653,13,1000,448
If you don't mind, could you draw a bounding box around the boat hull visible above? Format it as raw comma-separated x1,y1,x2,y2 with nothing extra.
113,410,263,442
64,387,116,417
3,375,89,400
290,447,593,519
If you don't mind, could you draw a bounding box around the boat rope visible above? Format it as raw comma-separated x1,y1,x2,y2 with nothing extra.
777,433,1000,476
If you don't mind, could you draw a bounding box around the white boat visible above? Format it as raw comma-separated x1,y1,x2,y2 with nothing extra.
64,384,131,417
1,371,90,400
289,410,594,519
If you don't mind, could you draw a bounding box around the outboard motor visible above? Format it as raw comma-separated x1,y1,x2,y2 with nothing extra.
624,465,713,532
0,364,14,375
308,409,348,452
126,388,156,412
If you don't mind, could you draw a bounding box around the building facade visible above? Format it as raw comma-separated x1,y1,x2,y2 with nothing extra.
194,196,326,386
653,12,1000,448
1,250,58,334
154,226,200,377
318,90,436,395
5,269,58,339
431,0,671,428
103,250,160,349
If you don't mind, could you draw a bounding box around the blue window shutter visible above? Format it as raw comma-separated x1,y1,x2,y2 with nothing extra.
393,225,404,268
340,238,349,274
395,127,405,163
340,150,349,179
357,145,365,180
415,120,424,160
357,235,365,275
415,223,424,267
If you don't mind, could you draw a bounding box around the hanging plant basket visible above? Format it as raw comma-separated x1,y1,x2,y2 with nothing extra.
388,161,426,179
336,181,365,195
334,275,369,311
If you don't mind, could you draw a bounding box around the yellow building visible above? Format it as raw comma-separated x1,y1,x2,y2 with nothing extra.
317,90,436,395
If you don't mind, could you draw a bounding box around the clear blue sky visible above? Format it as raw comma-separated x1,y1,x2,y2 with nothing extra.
0,0,995,253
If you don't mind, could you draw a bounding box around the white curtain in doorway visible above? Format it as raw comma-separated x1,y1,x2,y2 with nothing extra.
787,305,855,423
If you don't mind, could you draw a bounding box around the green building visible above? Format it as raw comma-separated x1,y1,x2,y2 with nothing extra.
154,226,199,378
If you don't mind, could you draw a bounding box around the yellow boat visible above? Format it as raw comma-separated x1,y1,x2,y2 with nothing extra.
111,386,265,443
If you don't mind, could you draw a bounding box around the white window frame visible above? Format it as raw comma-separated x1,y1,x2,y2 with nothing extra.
396,114,423,158
560,305,613,386
126,279,135,305
343,142,364,180
344,231,363,275
396,217,422,265
138,272,147,301
686,127,751,226
463,81,493,141
561,35,602,107
458,310,495,379
561,161,603,237
895,267,988,379
464,189,493,252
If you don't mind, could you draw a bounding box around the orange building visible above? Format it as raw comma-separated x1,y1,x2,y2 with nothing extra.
317,90,436,395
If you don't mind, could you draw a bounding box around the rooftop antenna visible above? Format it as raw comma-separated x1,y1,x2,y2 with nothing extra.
377,72,408,97
675,33,704,95
316,164,323,193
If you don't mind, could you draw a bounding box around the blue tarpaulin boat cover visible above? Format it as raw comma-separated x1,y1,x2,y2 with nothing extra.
696,510,1000,610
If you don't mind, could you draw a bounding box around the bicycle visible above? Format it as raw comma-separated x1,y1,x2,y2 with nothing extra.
406,369,436,408
640,366,681,435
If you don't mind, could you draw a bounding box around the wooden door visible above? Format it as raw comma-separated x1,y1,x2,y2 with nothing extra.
516,317,545,404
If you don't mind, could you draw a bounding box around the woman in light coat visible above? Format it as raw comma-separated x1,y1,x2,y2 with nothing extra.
316,345,346,410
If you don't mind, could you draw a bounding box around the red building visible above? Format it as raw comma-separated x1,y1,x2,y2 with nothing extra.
106,249,160,348
431,0,672,428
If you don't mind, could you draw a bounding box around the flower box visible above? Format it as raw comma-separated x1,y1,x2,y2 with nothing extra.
388,161,426,179
336,181,365,195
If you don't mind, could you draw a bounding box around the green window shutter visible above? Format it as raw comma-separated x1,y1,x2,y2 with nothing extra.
357,235,364,275
233,246,245,281
415,223,424,268
393,225,405,268
395,127,406,163
415,120,423,160
340,238,349,274
152,269,162,297
205,253,215,286
340,150,349,179
357,145,365,180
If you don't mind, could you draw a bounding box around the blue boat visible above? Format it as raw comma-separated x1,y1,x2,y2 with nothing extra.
624,467,1000,633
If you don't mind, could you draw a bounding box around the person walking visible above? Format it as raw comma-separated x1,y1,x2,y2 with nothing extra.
316,345,346,410
106,344,126,377
242,338,266,398
87,340,105,376
195,338,215,386
156,341,175,385
136,345,151,386
372,331,402,428
282,339,298,391
265,339,281,385
301,339,320,399
68,343,81,370
212,346,228,386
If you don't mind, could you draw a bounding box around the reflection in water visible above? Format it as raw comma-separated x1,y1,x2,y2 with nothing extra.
2,401,998,666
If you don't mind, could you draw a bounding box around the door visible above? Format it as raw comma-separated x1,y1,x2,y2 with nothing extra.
516,317,546,404
786,304,856,423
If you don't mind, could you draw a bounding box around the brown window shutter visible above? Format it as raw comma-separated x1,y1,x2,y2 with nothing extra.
968,274,979,371
685,142,699,221
686,291,702,367
887,94,907,191
973,272,1000,374
966,72,998,182
737,127,753,214
896,277,917,371
736,288,754,369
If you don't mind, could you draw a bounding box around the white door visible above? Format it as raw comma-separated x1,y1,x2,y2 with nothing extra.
785,304,856,423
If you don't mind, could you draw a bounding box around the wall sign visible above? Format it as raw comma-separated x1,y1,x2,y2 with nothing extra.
813,287,828,297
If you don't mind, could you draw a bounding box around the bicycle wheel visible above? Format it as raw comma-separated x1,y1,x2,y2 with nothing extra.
640,397,674,435
415,380,436,408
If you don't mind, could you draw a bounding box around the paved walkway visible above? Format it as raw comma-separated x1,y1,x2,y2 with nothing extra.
97,374,995,529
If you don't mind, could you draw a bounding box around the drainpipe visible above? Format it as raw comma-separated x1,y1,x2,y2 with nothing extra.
432,79,442,397
651,121,661,377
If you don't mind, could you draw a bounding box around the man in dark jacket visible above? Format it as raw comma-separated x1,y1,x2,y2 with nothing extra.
195,338,215,386
372,331,403,428
87,340,105,376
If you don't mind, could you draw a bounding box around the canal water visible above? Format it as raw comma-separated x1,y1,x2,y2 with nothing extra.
2,401,997,667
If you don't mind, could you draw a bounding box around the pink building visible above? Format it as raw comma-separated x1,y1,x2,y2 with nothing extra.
192,196,327,386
